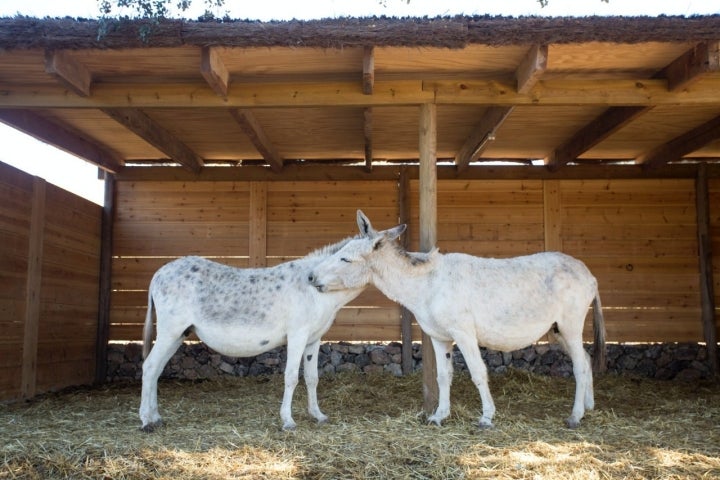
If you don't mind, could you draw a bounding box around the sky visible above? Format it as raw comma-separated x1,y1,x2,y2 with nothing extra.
0,0,718,205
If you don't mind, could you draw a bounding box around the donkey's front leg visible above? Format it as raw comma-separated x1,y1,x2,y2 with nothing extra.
454,335,495,429
427,338,454,426
280,336,305,430
302,339,328,424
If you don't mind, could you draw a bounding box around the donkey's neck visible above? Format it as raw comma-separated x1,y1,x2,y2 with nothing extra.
370,246,436,309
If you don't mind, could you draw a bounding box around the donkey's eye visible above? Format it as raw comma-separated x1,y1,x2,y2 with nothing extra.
341,257,351,263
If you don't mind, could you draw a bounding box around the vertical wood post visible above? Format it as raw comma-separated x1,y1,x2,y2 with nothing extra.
398,166,414,375
543,179,562,252
696,163,718,375
95,173,115,384
249,182,267,268
419,103,438,413
21,176,46,399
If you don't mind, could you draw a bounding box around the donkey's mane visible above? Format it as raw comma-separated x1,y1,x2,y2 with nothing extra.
387,240,438,268
307,233,364,259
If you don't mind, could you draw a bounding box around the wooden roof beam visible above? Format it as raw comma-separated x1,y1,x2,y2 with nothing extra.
44,50,92,97
201,46,229,97
102,108,204,174
663,41,720,91
0,109,122,172
516,44,547,94
548,42,719,171
638,114,720,169
7,78,720,107
548,106,649,171
454,106,514,172
229,108,284,172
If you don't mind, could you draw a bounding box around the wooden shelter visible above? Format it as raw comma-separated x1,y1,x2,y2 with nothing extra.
0,15,719,403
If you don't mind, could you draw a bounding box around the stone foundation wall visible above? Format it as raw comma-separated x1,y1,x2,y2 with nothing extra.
107,342,712,382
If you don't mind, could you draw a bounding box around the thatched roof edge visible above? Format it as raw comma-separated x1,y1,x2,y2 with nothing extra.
0,15,719,50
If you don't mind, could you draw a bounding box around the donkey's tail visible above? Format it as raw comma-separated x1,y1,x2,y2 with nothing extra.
142,285,155,359
591,287,607,373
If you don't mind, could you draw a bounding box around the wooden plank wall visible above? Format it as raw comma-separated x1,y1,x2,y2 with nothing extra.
110,176,715,345
109,180,402,341
0,161,102,400
554,179,701,342
711,179,720,336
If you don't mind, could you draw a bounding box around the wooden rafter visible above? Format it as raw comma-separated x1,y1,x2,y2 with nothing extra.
44,50,92,97
0,109,122,172
102,108,204,174
664,41,720,91
548,106,649,171
201,46,229,97
548,41,720,171
516,44,547,94
229,108,283,172
638,114,720,169
454,106,514,172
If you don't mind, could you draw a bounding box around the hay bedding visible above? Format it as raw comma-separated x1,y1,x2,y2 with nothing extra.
2,370,719,479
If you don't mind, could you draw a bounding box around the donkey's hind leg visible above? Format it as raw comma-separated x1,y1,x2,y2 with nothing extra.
139,335,183,432
554,330,591,428
302,339,328,424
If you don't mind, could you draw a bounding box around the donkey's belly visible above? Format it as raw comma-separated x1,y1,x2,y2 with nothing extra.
193,323,286,358
475,317,553,352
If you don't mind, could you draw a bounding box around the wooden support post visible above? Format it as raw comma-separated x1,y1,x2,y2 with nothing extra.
696,163,718,375
419,103,438,414
398,166,414,375
249,182,268,267
95,173,115,384
21,177,46,399
543,180,562,252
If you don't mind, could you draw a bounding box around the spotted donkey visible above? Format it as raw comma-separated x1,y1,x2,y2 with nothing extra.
139,236,366,432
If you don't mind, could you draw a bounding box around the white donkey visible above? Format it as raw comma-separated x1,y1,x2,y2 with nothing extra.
309,210,606,429
140,236,366,432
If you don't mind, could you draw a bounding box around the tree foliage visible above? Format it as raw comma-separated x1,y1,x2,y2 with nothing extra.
99,0,226,20
98,0,611,21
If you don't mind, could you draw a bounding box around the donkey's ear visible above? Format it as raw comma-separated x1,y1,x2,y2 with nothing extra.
383,224,407,242
356,210,377,237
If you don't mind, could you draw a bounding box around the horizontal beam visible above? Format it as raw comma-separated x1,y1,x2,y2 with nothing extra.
115,163,720,182
3,78,720,108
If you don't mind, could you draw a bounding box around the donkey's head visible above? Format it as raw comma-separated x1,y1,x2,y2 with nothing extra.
309,210,405,292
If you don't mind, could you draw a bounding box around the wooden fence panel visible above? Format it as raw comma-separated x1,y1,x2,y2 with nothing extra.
0,163,32,399
558,179,701,342
35,184,101,393
0,162,101,401
110,176,715,346
710,179,720,335
110,179,402,342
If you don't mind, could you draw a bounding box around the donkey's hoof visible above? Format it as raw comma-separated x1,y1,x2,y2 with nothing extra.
140,420,163,433
478,421,494,430
282,422,297,431
565,418,581,429
427,417,443,427
316,416,329,425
